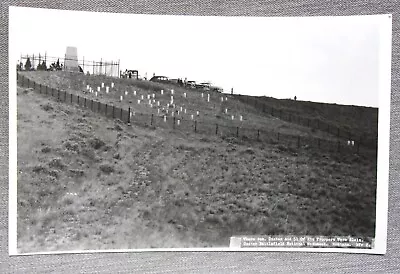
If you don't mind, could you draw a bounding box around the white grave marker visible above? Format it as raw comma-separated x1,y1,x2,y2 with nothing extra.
95,92,98,97
191,114,194,120
177,111,180,115
202,93,204,98
134,90,137,96
184,109,187,114
352,140,355,146
172,112,174,117
221,97,224,102
161,90,164,95
180,106,183,112
164,116,167,122
111,82,114,88
125,91,128,96
171,89,174,94
120,96,123,101
240,115,243,121
184,93,186,98
157,101,160,106
197,111,199,116
225,96,228,101
231,115,234,120
225,108,228,114
152,94,155,99
158,109,160,114
141,95,144,100
101,82,104,88
86,85,89,90
97,87,100,92
177,120,180,126
149,100,152,105
138,100,141,104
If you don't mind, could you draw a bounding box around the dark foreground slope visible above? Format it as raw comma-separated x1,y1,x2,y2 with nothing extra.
17,83,377,253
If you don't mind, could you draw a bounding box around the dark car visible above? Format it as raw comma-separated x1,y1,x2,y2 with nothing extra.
150,76,169,82
196,82,211,91
186,81,196,88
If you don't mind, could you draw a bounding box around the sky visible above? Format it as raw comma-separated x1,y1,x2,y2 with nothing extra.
9,7,391,107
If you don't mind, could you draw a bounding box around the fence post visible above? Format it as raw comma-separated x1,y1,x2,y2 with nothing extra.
39,84,41,94
194,120,197,133
236,127,239,138
120,107,123,120
70,93,72,104
257,129,260,141
128,107,131,124
84,97,87,108
216,124,218,135
78,95,80,105
297,136,300,148
151,114,154,125
33,81,35,90
98,101,100,112
27,78,30,88
105,104,108,115
64,91,66,101
173,117,176,129
91,99,93,111
58,89,60,100
112,105,115,118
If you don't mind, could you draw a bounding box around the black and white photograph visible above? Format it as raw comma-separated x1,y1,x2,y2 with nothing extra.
9,7,391,255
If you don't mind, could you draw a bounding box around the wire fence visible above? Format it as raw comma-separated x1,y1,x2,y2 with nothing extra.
18,53,120,77
233,94,378,151
17,73,377,158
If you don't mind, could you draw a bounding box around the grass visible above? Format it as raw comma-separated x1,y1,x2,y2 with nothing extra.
16,73,378,253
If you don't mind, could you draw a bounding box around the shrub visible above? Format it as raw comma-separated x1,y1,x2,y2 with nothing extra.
64,141,80,152
41,146,51,153
99,163,114,174
88,137,105,149
48,158,65,170
40,103,53,112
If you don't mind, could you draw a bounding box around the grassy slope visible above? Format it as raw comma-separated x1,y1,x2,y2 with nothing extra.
22,71,343,141
17,84,377,253
239,95,378,143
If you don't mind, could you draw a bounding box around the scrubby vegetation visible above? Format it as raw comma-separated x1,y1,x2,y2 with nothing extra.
16,72,377,253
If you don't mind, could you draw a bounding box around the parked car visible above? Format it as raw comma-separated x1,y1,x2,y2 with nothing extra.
150,75,169,82
186,81,196,88
211,86,223,93
196,82,211,91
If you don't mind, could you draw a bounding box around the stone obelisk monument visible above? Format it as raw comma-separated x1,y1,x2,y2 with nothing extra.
64,46,79,72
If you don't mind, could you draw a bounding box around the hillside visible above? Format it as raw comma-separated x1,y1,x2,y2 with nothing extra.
236,95,378,148
21,71,348,143
16,73,377,253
